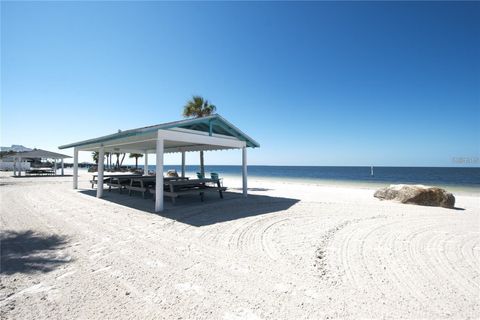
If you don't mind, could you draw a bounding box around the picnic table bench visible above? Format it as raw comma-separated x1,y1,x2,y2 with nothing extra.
90,174,143,189
25,168,55,176
149,178,227,204
107,175,144,193
90,174,226,205
126,176,189,198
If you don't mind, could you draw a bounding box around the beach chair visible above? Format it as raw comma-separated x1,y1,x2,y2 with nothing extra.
210,172,223,187
196,172,204,179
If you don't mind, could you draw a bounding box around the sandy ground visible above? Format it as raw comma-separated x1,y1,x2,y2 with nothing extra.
0,170,479,319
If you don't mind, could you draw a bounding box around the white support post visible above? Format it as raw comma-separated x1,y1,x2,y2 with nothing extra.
54,159,57,176
61,159,64,176
13,157,17,176
18,157,22,176
155,136,164,212
181,151,185,178
73,148,79,189
97,147,105,198
242,147,248,197
144,151,148,175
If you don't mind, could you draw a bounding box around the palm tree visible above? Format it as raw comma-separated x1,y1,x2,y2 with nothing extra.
183,96,216,118
114,153,126,169
104,152,111,170
92,151,99,164
129,153,144,169
92,151,109,169
183,96,216,177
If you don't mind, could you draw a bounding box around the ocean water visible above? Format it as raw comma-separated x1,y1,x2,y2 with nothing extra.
142,165,480,191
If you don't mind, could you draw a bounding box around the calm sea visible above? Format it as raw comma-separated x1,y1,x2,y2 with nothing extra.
142,165,480,191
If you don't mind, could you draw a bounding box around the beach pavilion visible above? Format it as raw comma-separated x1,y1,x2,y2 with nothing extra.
58,115,260,212
12,149,71,176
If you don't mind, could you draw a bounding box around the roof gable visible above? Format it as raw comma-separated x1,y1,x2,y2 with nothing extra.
58,114,259,150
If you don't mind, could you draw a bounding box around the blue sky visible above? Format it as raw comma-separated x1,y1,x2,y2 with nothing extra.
1,1,479,166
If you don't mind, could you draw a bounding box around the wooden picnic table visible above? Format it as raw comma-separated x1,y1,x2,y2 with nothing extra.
107,175,146,193
92,173,144,179
26,168,55,176
91,174,225,204
127,176,189,198
128,176,189,181
91,173,143,188
151,178,226,204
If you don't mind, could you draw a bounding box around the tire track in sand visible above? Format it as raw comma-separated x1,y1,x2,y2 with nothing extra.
325,213,480,317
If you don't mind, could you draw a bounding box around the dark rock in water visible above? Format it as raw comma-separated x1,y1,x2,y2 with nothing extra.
374,184,455,208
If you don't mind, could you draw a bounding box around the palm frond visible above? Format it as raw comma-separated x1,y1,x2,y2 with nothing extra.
183,95,217,118
129,153,143,159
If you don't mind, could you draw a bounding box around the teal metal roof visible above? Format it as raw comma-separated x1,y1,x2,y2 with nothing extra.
13,149,71,159
58,114,260,150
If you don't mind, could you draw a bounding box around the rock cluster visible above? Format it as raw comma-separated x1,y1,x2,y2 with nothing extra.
374,184,455,208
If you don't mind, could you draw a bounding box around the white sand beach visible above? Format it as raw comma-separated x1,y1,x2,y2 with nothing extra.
1,170,479,319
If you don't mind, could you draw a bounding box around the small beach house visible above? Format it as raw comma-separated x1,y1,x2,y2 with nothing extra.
4,149,71,176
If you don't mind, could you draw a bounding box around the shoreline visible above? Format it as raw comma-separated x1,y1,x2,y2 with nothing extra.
155,169,480,196
241,175,480,196
70,168,480,196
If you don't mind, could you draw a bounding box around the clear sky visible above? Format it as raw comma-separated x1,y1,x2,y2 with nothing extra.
1,1,479,166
